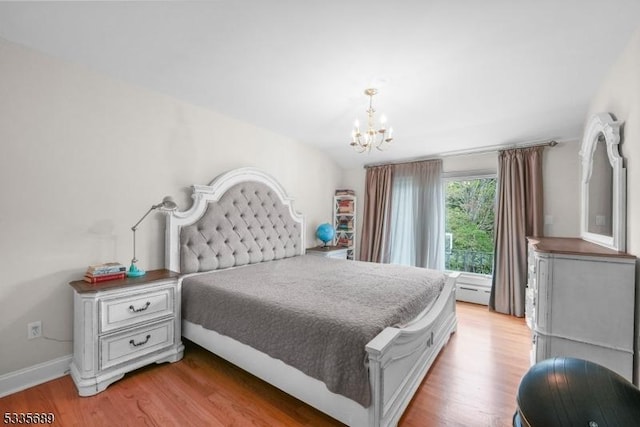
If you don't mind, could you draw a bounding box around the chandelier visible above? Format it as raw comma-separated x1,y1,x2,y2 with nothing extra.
350,88,393,153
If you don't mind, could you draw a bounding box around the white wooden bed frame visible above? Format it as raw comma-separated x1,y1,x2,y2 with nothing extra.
165,167,458,427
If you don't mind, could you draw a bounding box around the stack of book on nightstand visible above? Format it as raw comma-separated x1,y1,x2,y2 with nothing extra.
84,262,127,283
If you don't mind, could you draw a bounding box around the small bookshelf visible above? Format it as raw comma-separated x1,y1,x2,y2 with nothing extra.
333,190,356,260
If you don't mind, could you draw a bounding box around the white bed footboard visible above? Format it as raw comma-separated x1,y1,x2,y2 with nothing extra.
365,272,459,426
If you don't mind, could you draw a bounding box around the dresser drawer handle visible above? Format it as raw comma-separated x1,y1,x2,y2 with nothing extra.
129,301,151,313
129,335,151,347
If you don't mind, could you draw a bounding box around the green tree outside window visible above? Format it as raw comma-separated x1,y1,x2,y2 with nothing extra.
445,178,496,274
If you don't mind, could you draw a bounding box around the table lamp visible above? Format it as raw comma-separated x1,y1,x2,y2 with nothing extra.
128,196,178,277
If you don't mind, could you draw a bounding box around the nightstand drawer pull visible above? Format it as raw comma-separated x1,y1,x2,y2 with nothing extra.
99,320,174,370
99,287,175,333
129,334,151,347
129,301,151,313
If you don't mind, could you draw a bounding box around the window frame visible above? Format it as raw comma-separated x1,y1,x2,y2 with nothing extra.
442,169,497,280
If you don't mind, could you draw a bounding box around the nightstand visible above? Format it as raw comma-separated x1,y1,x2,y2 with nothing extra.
306,245,349,259
68,269,184,396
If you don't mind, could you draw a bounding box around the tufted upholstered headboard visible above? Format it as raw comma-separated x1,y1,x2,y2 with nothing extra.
165,168,305,273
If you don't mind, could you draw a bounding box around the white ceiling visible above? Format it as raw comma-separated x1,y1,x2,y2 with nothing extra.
1,1,639,169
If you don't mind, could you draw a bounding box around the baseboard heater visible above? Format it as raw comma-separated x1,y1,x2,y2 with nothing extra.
456,283,491,306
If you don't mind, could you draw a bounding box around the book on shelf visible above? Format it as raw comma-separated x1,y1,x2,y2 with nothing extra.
337,200,354,214
83,272,126,284
335,189,355,196
337,219,353,230
337,237,353,246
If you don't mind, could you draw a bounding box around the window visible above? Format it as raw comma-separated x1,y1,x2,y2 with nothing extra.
444,174,496,276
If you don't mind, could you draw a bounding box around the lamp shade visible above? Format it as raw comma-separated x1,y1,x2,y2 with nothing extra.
160,196,178,211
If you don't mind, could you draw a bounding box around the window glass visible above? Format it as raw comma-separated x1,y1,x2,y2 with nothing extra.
444,177,496,275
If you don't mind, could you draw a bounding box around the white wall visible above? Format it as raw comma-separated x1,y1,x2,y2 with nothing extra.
542,140,581,237
0,39,342,375
443,151,497,174
585,26,640,382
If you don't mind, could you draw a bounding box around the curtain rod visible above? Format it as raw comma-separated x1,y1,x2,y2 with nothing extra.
364,139,560,169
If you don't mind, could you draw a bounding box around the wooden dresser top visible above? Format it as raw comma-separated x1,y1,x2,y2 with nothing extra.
527,237,635,259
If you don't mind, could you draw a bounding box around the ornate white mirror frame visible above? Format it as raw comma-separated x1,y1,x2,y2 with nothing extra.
579,112,626,252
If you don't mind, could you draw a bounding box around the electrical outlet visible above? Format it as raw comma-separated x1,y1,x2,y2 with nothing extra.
27,321,42,340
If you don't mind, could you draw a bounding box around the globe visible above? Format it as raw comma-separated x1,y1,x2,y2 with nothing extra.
316,223,335,247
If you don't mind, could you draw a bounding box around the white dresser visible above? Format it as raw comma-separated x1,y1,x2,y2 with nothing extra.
69,269,184,396
526,237,636,381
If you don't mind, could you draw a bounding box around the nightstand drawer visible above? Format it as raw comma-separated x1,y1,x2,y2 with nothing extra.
100,287,174,333
100,320,174,370
324,249,348,259
306,246,348,259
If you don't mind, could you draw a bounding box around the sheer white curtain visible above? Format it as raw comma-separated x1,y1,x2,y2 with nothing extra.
389,160,444,270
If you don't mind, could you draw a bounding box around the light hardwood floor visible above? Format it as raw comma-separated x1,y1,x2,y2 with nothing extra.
1,302,530,426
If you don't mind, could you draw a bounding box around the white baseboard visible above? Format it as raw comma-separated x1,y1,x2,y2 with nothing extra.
0,354,72,398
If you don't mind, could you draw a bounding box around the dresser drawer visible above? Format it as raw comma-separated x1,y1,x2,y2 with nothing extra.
99,287,174,333
100,320,174,370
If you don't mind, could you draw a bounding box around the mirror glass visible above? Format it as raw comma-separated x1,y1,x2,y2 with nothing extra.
587,137,613,237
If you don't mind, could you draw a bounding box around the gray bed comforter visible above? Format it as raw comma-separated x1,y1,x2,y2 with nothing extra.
181,254,445,407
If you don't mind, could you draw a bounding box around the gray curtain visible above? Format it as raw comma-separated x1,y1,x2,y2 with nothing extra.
389,160,444,270
489,146,544,316
359,165,393,263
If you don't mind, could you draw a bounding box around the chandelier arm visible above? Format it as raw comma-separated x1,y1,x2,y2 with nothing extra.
354,143,368,154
